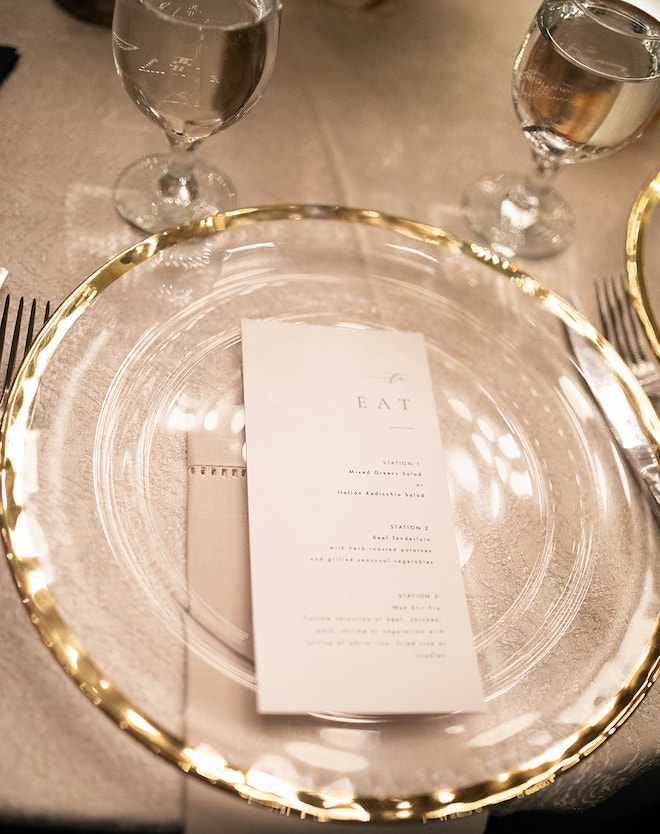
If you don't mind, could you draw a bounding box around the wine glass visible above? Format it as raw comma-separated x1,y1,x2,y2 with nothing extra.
112,0,281,233
463,0,660,259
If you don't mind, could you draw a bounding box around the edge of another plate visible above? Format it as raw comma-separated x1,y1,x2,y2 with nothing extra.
627,168,660,358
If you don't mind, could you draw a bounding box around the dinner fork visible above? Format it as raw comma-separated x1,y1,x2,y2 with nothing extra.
0,294,51,405
596,273,660,400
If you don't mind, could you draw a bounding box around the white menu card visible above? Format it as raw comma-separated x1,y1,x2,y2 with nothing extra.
241,319,484,715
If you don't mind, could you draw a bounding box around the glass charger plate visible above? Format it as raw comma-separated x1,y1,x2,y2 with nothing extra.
3,205,660,824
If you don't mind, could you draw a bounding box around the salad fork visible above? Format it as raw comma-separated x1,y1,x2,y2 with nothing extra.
596,273,660,400
0,294,51,405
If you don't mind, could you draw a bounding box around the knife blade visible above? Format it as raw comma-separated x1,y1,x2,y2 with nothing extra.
564,317,660,515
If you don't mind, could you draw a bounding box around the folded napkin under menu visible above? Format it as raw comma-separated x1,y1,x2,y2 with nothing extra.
185,426,256,829
186,426,252,659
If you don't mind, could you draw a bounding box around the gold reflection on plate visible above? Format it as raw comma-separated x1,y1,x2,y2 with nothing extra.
627,169,660,359
2,204,660,823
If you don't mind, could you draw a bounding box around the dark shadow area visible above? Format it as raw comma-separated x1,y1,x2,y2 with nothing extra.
488,763,660,832
2,765,660,832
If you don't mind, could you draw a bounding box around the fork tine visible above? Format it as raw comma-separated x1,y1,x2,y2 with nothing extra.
1,296,52,405
613,272,656,365
596,274,652,366
596,278,626,357
611,272,641,364
3,296,24,398
608,274,632,363
594,273,660,400
23,298,37,358
0,294,10,371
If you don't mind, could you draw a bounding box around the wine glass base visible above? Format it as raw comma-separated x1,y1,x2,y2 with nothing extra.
114,155,238,234
462,172,575,259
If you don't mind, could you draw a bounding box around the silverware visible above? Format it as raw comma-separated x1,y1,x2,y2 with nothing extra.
565,314,660,515
596,272,660,400
0,294,51,405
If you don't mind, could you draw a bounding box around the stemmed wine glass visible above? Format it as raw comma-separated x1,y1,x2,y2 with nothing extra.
463,0,660,259
112,0,281,233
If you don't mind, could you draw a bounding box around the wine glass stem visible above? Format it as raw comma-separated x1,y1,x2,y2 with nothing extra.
526,153,561,195
159,136,200,206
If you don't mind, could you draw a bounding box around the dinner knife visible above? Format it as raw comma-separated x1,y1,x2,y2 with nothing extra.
564,318,660,515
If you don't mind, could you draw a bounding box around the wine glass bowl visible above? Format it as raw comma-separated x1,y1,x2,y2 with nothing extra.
463,0,660,259
112,0,281,233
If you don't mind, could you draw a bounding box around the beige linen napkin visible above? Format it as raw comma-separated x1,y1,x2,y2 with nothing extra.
186,428,252,657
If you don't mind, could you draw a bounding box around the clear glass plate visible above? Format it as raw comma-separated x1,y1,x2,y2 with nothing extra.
3,205,660,823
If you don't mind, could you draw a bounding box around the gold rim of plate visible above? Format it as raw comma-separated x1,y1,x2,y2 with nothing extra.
3,204,660,824
627,169,660,359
